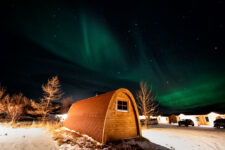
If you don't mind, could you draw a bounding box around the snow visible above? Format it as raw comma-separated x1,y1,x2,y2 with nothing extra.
0,125,103,150
142,124,225,150
61,127,101,145
53,127,105,150
54,127,162,150
55,114,68,122
0,125,57,150
2,122,224,150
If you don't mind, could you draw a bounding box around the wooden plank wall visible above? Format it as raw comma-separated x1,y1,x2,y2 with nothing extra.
103,92,138,142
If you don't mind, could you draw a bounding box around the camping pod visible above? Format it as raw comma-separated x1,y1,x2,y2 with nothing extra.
169,114,178,123
64,88,142,144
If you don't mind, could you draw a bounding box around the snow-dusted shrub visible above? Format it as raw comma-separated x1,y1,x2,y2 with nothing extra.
3,93,31,122
6,104,23,122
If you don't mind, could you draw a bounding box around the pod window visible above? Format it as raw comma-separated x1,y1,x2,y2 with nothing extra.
117,100,128,112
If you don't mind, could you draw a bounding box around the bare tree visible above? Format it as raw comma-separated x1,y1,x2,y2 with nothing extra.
41,76,63,120
2,93,29,123
136,81,158,128
6,104,23,123
27,100,44,116
0,85,35,122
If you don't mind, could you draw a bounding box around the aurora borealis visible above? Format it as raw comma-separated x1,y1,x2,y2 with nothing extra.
1,0,225,114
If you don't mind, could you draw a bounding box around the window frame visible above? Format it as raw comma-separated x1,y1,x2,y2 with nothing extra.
117,100,128,112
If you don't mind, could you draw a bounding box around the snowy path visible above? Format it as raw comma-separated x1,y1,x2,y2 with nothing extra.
142,125,225,150
0,125,57,150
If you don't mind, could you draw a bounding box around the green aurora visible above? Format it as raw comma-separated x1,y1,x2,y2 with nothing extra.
159,77,225,111
15,3,127,74
5,1,225,113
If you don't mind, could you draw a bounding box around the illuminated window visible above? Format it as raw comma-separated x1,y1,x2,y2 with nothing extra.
205,117,209,122
117,100,128,112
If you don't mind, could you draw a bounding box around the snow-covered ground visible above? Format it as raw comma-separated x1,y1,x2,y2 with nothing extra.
0,124,156,150
0,125,57,150
0,124,100,150
2,123,224,150
142,124,225,150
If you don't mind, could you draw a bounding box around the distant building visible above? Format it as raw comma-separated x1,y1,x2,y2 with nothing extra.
169,112,225,127
151,112,225,127
169,114,178,124
157,115,169,124
64,88,141,144
139,115,159,125
178,112,225,127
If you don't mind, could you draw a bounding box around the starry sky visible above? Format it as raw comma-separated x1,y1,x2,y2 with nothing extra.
1,0,225,114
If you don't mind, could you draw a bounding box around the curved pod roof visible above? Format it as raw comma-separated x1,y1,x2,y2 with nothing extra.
64,88,141,144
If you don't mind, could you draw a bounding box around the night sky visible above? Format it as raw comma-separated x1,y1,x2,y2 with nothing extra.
1,0,225,114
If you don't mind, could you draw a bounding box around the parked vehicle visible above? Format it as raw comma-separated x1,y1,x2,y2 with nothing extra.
140,118,158,126
178,119,194,127
214,119,225,128
148,118,158,125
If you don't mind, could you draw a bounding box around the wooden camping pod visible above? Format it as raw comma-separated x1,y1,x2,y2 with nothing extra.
64,88,142,144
